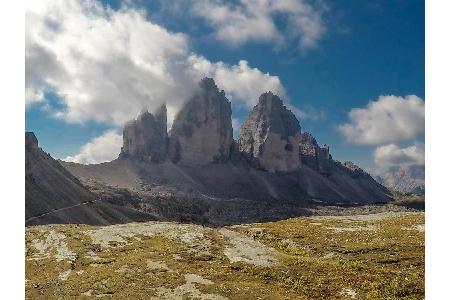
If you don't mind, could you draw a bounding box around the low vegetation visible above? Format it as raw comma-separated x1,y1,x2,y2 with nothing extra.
26,212,424,299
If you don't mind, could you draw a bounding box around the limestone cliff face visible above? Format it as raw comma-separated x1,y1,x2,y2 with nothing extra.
120,105,168,162
237,92,302,173
299,132,332,176
168,78,233,165
299,132,318,169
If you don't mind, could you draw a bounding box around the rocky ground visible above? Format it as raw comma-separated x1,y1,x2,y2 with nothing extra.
26,210,424,299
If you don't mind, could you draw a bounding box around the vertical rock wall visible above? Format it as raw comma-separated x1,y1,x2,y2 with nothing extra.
168,78,233,165
120,104,168,162
237,92,302,173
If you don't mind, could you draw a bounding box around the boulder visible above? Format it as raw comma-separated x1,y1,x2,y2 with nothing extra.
237,92,302,173
120,104,168,162
168,78,233,165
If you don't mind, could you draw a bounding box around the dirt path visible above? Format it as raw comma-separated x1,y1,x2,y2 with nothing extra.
25,199,98,224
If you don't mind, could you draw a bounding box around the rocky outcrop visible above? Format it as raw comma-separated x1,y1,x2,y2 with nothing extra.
337,161,371,179
299,132,332,176
26,131,39,150
120,104,168,162
237,92,301,173
168,78,233,165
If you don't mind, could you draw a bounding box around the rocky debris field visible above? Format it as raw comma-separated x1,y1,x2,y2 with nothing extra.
26,211,424,299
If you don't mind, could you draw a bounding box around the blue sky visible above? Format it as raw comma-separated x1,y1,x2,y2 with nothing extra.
25,0,424,172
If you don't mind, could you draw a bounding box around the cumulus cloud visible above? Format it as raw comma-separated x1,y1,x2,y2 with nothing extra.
374,143,425,167
338,95,425,145
26,0,286,127
189,57,286,107
290,104,326,122
64,130,122,164
190,0,326,50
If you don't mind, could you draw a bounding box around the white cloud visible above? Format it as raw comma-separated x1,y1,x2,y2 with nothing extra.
189,56,321,122
338,95,425,145
189,57,285,108
290,104,326,122
26,0,286,127
63,130,122,164
374,143,425,167
191,0,326,50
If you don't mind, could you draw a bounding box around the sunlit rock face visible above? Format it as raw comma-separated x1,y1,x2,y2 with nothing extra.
168,78,233,165
237,92,302,173
120,104,168,162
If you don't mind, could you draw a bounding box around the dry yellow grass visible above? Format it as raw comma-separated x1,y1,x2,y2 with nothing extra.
25,212,424,299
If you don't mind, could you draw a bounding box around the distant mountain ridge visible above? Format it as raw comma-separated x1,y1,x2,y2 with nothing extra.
376,164,425,195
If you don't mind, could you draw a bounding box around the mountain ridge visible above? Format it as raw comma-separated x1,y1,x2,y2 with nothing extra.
27,78,391,226
376,164,425,195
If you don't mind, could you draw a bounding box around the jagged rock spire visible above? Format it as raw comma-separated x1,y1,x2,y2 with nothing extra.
168,77,233,165
299,132,332,176
26,132,38,149
237,92,302,173
120,104,168,162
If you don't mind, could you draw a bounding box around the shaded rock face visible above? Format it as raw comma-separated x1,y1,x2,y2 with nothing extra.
26,132,39,150
168,78,233,165
26,132,160,226
237,92,301,173
26,132,97,223
120,105,168,162
299,132,332,176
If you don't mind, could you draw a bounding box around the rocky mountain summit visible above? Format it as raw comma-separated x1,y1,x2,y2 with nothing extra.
25,131,39,150
238,92,302,172
168,78,233,165
120,105,168,162
63,79,389,201
27,78,392,226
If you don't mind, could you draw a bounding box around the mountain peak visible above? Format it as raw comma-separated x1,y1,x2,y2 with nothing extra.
199,77,218,90
238,93,302,173
120,105,168,162
168,78,232,165
25,132,38,149
257,92,283,108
